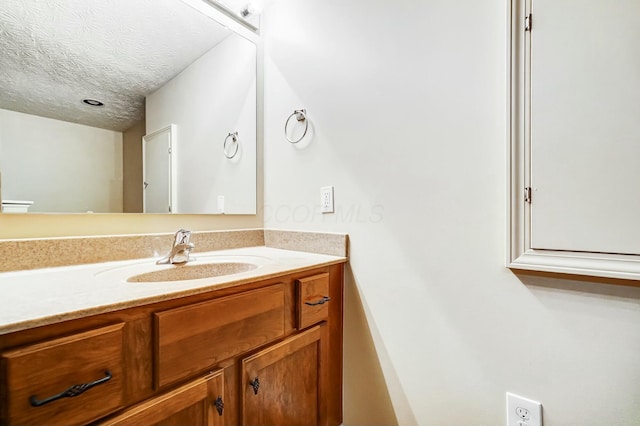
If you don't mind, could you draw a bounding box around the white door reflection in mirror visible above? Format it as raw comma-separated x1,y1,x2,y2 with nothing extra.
143,125,176,213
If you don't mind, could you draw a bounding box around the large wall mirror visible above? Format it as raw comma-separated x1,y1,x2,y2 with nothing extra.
0,0,257,214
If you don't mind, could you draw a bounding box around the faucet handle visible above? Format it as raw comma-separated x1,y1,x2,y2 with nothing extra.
156,229,195,265
173,229,192,245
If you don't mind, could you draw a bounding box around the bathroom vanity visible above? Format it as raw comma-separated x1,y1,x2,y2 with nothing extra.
0,241,345,426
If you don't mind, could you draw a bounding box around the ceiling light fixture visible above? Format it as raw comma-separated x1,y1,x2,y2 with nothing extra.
82,98,104,107
240,3,259,17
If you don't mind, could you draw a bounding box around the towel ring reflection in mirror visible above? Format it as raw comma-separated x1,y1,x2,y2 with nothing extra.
224,131,239,159
285,109,308,143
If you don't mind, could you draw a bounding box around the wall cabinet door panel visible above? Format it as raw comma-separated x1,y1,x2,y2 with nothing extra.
508,0,640,279
529,0,640,255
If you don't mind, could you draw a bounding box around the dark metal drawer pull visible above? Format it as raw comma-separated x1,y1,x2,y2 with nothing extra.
250,377,260,395
305,296,331,306
29,370,112,407
214,396,224,416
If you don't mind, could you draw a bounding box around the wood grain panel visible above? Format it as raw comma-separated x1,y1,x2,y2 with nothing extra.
241,325,324,426
296,273,330,329
155,284,285,388
326,264,344,426
2,323,125,426
99,369,224,426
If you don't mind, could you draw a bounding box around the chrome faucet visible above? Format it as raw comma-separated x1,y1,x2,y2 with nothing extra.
157,229,195,265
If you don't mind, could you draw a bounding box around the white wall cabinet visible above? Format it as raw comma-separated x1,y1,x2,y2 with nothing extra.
508,0,640,279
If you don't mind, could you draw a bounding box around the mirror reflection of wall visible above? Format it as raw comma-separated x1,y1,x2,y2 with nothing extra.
0,109,123,213
0,0,257,214
146,34,256,214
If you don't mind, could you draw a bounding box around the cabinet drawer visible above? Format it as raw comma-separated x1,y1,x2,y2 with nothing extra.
99,369,224,426
1,323,125,426
155,284,285,388
296,273,330,329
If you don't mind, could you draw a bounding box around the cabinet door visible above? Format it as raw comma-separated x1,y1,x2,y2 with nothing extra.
99,369,225,426
241,326,326,426
530,0,640,255
508,0,640,279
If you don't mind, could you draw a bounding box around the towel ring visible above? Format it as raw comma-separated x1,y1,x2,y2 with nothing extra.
224,131,239,159
285,109,308,144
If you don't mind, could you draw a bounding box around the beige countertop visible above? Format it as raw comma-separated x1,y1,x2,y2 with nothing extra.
0,246,346,335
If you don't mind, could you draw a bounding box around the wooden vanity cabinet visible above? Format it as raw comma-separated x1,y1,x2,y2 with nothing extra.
0,263,343,426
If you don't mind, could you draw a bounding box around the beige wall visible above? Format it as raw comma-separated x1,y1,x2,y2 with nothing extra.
262,1,640,425
0,213,262,239
123,119,145,213
0,109,123,213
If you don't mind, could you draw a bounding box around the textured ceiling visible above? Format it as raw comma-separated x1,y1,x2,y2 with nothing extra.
0,0,231,131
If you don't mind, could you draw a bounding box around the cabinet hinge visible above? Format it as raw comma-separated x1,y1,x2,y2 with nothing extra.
525,13,532,31
524,187,532,204
168,147,172,154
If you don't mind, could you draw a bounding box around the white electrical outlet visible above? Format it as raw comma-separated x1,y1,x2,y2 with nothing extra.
320,186,334,213
506,393,542,426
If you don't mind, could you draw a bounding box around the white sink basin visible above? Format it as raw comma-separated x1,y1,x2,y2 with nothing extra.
127,262,257,282
94,254,274,284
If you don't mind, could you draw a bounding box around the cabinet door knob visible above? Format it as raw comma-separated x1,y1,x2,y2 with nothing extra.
249,377,260,395
29,370,112,407
214,396,224,416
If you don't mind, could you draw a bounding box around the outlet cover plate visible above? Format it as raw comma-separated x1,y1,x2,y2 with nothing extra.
506,392,542,426
320,186,334,213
